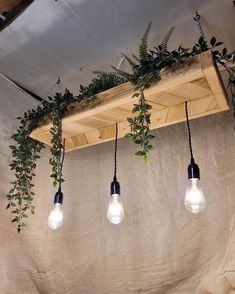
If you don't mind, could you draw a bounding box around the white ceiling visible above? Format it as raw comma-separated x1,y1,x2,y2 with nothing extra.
0,0,234,98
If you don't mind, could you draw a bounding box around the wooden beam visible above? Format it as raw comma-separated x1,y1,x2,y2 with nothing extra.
31,54,203,136
64,95,220,152
200,51,229,111
0,0,21,13
30,51,229,153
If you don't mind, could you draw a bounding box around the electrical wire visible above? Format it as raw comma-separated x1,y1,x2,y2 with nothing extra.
113,123,118,180
185,101,194,160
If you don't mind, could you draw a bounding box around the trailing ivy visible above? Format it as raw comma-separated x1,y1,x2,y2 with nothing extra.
125,89,154,162
7,74,126,232
49,93,68,187
79,72,126,101
7,113,44,232
113,15,235,160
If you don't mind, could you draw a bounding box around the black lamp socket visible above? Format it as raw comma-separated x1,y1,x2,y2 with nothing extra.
54,186,63,204
111,176,121,195
188,158,200,180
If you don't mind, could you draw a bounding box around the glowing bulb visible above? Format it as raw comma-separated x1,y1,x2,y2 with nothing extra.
48,203,63,230
107,194,124,224
184,179,205,214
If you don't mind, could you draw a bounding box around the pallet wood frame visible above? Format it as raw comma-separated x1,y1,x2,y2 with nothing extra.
30,51,229,152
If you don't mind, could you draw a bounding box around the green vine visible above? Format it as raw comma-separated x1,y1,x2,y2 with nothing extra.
7,113,44,232
113,16,235,160
49,94,66,187
7,75,125,232
125,88,154,162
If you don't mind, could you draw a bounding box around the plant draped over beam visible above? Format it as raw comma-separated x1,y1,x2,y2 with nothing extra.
7,75,125,232
7,13,235,231
111,18,235,159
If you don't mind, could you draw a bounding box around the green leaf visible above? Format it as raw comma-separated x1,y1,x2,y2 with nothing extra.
222,48,227,56
127,118,134,124
134,139,142,145
124,133,133,139
147,134,155,139
143,155,149,163
132,93,140,98
210,37,216,47
135,151,146,157
215,42,223,47
147,145,154,150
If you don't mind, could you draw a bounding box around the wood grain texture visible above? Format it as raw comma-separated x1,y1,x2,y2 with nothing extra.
30,51,229,152
0,0,21,13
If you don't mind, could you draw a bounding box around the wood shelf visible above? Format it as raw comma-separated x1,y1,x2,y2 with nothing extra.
30,51,229,152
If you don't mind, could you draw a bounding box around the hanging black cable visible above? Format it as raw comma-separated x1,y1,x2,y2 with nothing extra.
185,102,200,180
107,123,124,224
111,123,120,195
48,114,65,230
185,101,194,160
184,101,205,214
113,123,118,180
54,138,65,204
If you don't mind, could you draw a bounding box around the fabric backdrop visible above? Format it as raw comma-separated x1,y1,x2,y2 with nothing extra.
0,74,235,294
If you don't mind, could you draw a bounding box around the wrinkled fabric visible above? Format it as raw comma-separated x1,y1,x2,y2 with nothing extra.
1,75,235,294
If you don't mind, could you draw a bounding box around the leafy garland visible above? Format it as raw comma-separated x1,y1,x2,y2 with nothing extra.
7,14,235,231
125,89,154,163
7,114,44,232
111,18,235,160
7,75,125,232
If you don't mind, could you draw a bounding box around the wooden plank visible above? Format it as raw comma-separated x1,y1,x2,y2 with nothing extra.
30,51,229,153
167,81,211,100
147,92,188,107
200,51,229,111
65,95,220,152
31,54,203,137
0,0,21,13
192,77,210,90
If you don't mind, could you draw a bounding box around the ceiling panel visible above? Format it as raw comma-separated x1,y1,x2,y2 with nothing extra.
0,0,234,99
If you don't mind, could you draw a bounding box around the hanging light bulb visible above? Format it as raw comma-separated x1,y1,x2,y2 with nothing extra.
185,159,205,214
107,123,124,224
184,102,205,214
48,186,63,230
107,176,124,224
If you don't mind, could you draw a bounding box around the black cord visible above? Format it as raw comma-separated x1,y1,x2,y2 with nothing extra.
185,102,194,161
59,138,66,189
113,123,118,181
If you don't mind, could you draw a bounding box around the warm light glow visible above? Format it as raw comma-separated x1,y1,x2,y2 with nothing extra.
184,179,205,214
48,203,63,230
107,194,124,224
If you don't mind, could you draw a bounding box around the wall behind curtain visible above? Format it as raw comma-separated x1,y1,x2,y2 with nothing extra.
0,74,235,293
